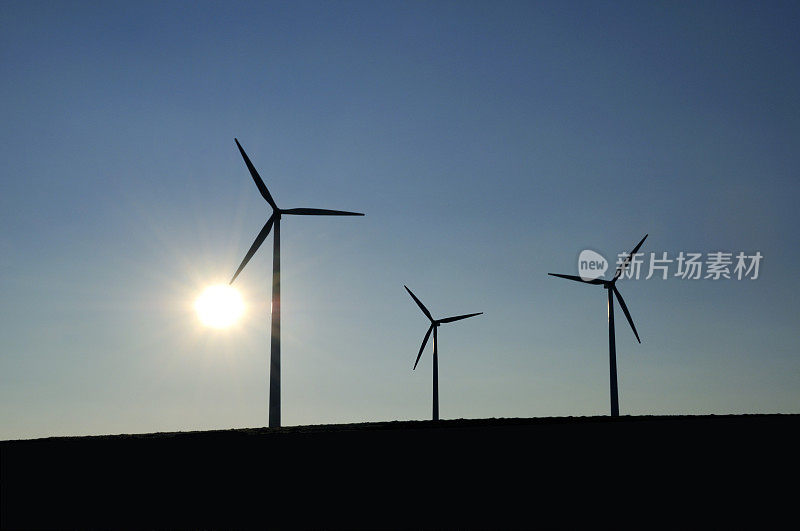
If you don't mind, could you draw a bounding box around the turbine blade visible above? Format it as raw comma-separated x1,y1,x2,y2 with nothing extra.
438,312,483,324
404,285,433,321
613,234,648,281
548,273,606,285
413,324,434,370
281,208,364,216
613,286,641,343
230,215,275,284
235,138,277,210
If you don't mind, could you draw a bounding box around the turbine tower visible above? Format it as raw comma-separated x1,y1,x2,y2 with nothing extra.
548,234,647,417
405,285,482,421
230,138,364,427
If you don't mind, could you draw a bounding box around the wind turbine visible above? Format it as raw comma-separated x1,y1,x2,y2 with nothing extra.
404,285,482,421
230,138,364,428
548,234,648,417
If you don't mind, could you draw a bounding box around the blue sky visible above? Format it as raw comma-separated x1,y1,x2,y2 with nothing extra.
1,0,798,439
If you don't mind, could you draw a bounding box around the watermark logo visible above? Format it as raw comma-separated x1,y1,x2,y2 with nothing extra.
574,250,763,280
578,249,608,281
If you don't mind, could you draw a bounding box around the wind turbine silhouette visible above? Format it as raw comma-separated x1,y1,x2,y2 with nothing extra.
548,234,648,417
230,138,364,428
405,285,482,421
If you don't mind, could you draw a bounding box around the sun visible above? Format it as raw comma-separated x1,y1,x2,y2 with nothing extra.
195,285,245,329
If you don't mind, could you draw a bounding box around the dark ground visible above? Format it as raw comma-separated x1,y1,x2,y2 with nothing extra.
1,414,795,529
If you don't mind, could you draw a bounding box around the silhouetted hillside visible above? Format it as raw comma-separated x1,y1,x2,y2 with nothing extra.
1,415,795,528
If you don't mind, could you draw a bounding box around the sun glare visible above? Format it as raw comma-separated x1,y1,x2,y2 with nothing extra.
195,285,245,329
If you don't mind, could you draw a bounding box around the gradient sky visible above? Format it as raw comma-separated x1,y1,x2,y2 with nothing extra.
1,0,798,440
